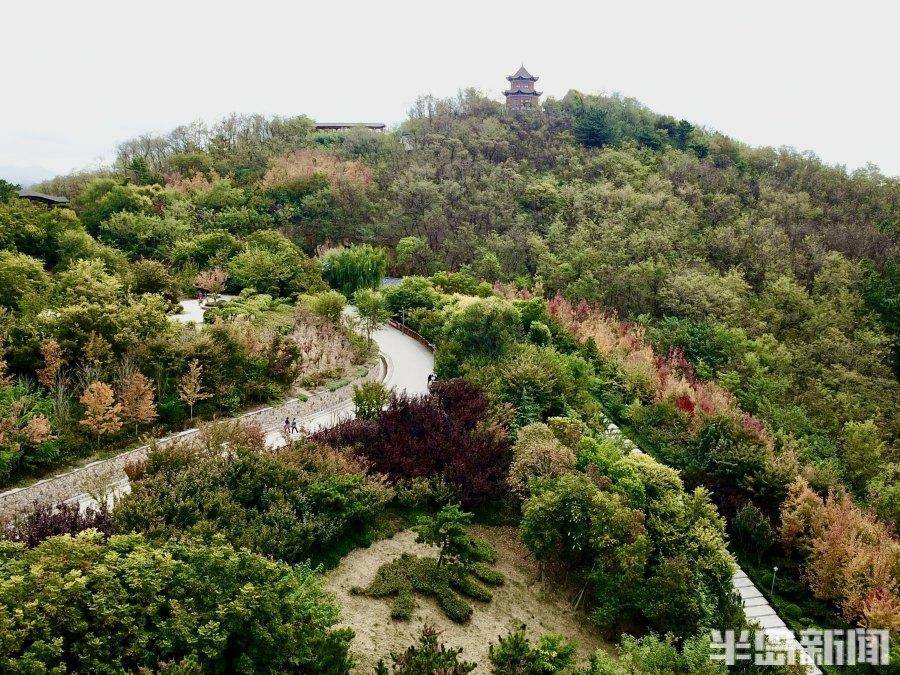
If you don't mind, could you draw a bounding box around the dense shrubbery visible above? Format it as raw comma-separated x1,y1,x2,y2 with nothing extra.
314,379,512,509
546,293,900,635
520,455,742,637
0,229,361,486
488,627,578,674
1,500,112,547
115,422,391,568
4,86,896,666
0,530,353,673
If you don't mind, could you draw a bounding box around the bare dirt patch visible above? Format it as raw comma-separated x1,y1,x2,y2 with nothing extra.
326,525,608,672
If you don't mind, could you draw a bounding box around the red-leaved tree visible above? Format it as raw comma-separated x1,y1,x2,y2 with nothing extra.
314,379,511,508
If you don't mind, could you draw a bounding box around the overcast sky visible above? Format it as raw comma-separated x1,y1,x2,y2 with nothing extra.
2,1,898,183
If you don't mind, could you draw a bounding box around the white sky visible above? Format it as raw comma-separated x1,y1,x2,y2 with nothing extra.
2,0,899,181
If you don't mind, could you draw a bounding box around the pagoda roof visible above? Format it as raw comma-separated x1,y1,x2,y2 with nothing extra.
503,89,542,97
507,65,538,81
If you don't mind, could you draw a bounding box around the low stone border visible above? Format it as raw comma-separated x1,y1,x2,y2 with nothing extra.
0,357,384,521
388,319,434,351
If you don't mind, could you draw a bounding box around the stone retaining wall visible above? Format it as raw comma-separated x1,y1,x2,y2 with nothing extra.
388,319,434,350
0,357,383,521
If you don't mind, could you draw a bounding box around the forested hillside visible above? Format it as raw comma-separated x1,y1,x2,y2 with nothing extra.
1,88,897,670
30,88,895,512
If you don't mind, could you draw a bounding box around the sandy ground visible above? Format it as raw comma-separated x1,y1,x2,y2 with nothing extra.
326,525,607,673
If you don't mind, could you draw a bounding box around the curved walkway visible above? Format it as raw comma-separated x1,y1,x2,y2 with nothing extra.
264,322,433,447
0,313,815,670
0,322,434,517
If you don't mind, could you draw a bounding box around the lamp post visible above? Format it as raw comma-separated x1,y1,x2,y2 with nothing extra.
770,566,778,595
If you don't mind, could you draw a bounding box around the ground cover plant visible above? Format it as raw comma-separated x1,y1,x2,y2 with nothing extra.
355,504,504,623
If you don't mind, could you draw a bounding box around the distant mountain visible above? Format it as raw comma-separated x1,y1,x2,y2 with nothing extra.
0,164,58,188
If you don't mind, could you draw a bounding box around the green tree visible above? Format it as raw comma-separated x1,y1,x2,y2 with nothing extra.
395,235,430,274
353,288,390,344
841,419,886,495
383,275,441,320
0,179,20,203
73,178,156,233
307,289,347,323
53,258,122,305
353,380,389,420
97,211,189,260
415,503,475,567
228,230,325,298
436,297,522,377
322,244,387,296
0,251,48,310
0,531,353,673
574,106,619,148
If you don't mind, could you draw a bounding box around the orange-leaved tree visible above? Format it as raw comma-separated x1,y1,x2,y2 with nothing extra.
79,381,123,442
119,372,158,432
37,339,64,388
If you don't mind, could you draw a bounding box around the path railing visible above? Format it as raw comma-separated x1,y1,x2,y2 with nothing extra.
388,319,434,351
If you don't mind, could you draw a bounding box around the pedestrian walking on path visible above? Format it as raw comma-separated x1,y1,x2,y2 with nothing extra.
291,417,299,434
283,417,291,436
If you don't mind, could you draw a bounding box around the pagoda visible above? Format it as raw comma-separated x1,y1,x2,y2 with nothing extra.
504,65,541,111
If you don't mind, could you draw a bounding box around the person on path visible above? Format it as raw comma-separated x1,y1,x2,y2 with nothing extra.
291,417,299,434
283,417,291,436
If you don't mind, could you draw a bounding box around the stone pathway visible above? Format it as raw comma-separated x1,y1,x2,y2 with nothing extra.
170,295,235,325
0,317,433,519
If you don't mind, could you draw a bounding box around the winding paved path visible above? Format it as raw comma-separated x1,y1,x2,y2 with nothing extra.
264,321,433,448
0,320,434,516
1,309,816,671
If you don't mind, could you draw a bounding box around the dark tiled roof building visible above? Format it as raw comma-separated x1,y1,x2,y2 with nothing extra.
17,190,68,206
315,122,385,132
504,65,541,111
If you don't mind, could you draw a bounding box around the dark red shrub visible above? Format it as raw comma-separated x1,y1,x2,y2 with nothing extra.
3,500,113,547
675,394,695,414
314,379,511,508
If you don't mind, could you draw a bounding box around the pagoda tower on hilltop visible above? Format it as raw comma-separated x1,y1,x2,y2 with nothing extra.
504,65,541,111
